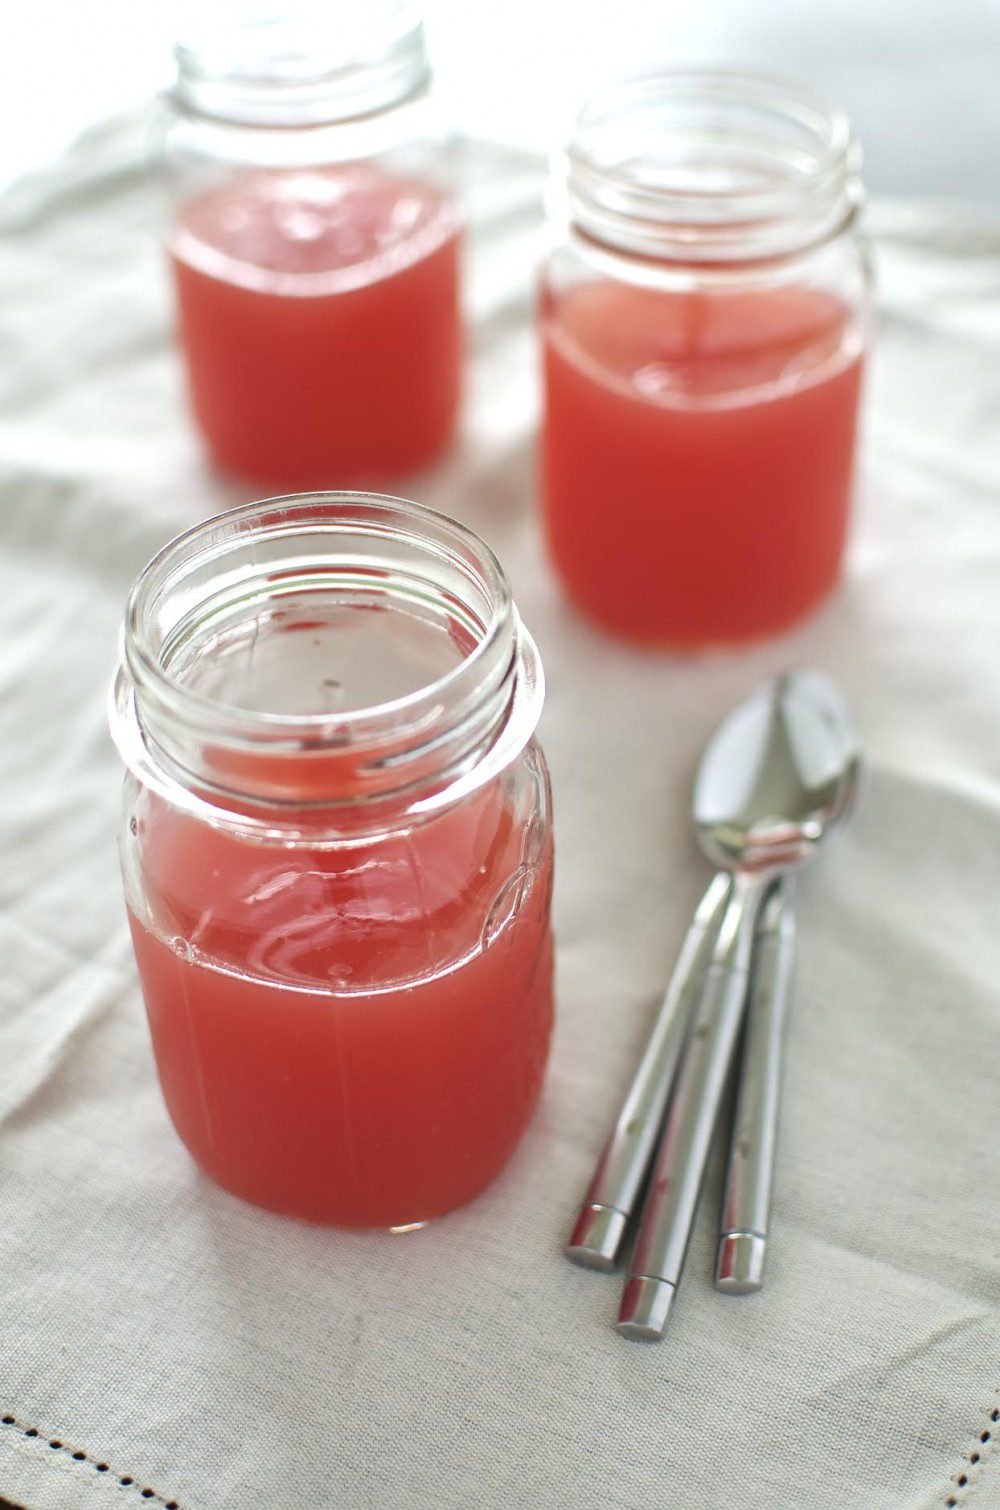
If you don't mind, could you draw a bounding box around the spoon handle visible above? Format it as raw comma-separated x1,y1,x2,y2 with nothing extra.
715,877,795,1294
617,879,761,1340
566,873,731,1271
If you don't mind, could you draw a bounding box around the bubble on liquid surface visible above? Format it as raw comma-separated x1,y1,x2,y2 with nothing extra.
279,208,327,243
634,361,683,397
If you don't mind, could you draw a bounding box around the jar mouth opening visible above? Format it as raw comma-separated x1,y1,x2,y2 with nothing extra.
124,492,511,735
173,3,429,127
112,494,542,829
560,68,861,264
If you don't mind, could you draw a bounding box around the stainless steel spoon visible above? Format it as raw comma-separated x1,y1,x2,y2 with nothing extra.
716,722,861,1295
617,670,861,1340
566,871,731,1271
714,873,796,1294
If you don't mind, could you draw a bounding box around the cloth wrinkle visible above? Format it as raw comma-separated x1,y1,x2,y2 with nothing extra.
800,1315,994,1408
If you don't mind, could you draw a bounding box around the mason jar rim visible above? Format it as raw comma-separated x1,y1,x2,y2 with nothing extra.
172,2,430,128
124,492,511,732
558,67,863,266
110,493,544,835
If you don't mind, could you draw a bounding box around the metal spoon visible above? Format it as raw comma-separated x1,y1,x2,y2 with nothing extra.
566,871,731,1271
617,670,861,1340
714,873,796,1294
716,723,861,1295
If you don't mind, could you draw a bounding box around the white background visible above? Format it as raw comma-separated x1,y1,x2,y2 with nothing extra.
4,0,1000,197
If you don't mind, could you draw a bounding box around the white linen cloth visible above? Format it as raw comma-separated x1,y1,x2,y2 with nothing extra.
0,115,998,1510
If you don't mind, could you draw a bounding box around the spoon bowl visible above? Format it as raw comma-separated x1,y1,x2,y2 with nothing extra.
694,670,861,876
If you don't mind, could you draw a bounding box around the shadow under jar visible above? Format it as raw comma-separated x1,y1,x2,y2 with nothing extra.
163,5,462,490
540,71,870,650
110,495,554,1228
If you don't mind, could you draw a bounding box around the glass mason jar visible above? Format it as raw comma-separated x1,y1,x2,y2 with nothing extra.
162,5,462,490
109,494,553,1229
540,70,869,649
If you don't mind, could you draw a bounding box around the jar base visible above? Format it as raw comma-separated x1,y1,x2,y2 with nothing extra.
557,574,845,656
184,1144,526,1232
199,422,459,499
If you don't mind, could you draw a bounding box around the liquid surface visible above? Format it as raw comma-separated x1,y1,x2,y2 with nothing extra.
542,280,864,646
171,164,462,488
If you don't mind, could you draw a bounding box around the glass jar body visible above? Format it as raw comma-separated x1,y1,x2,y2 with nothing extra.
162,98,462,490
110,492,553,1229
120,746,552,1228
540,75,870,650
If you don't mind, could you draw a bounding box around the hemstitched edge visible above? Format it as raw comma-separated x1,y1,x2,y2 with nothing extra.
942,1401,999,1507
0,1412,181,1509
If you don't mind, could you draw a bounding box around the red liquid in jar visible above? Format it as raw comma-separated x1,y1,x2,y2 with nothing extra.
125,606,553,1228
542,281,864,647
170,165,462,488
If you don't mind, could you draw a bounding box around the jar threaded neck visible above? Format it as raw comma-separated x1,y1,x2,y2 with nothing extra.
558,69,862,265
173,4,429,128
110,494,544,837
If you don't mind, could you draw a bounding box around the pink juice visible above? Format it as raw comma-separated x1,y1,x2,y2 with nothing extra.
125,600,554,1228
542,280,864,647
170,164,462,488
